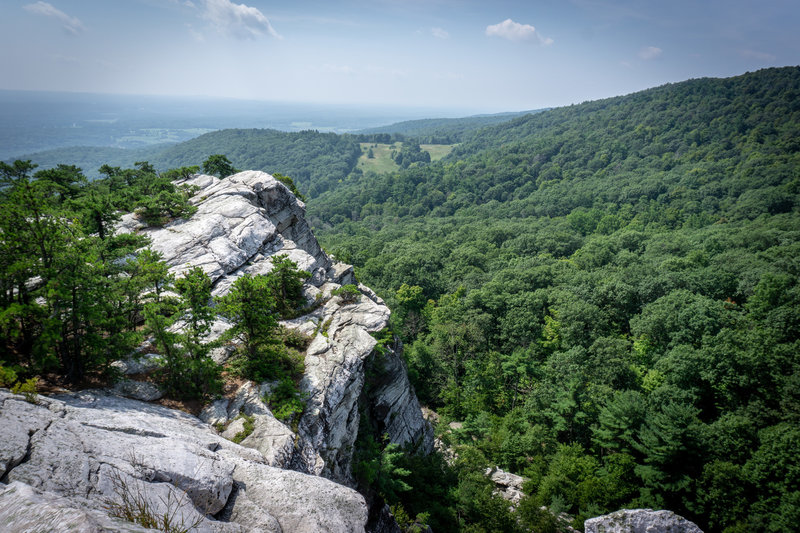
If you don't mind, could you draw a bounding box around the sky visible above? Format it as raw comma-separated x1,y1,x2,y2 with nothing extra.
1,0,799,113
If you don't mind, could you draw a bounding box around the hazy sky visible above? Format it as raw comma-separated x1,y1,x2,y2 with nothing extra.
2,0,798,112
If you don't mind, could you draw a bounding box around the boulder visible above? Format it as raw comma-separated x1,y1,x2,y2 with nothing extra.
485,466,526,506
111,379,163,401
117,171,328,286
584,508,704,533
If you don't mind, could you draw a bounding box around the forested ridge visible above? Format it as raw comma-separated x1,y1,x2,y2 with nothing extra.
11,128,364,193
309,67,800,532
355,109,543,144
1,66,799,532
150,128,363,197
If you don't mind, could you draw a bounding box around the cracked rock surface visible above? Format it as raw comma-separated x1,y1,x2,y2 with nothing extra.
0,389,367,533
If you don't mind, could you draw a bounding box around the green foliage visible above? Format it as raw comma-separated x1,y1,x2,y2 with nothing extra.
331,284,361,303
319,317,333,338
11,377,39,403
152,129,362,197
157,355,223,402
312,67,800,531
174,267,215,360
264,376,306,423
202,154,237,178
216,270,307,383
159,166,200,181
266,254,311,318
216,273,279,372
231,414,256,444
355,109,540,145
0,160,168,385
355,437,412,503
392,140,431,169
3,67,800,531
142,266,222,401
0,365,19,387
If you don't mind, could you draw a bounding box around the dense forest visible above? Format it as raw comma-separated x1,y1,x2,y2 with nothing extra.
310,67,800,532
10,110,532,182
1,66,798,532
149,129,363,197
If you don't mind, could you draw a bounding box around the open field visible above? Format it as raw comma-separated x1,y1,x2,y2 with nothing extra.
357,142,454,173
420,143,455,161
357,142,402,173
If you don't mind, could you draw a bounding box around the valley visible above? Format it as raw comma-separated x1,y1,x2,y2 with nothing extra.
1,67,799,533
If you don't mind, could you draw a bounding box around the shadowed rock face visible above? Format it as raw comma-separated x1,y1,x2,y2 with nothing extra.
584,509,704,533
0,171,433,531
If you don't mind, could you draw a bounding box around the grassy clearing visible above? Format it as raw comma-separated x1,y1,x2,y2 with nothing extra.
420,144,455,161
357,142,455,174
357,142,401,173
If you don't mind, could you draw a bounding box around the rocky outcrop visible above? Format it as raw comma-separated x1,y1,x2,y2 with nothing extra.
485,466,526,506
118,171,328,288
365,337,434,455
584,509,704,533
0,389,368,532
0,170,432,531
291,285,433,483
120,171,431,487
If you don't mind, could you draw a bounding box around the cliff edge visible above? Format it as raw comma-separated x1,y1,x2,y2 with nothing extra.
0,170,433,532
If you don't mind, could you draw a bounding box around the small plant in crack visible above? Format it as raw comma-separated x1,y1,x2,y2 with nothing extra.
231,413,255,444
103,452,208,533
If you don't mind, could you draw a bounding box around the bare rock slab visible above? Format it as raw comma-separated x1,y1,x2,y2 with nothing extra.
585,509,704,533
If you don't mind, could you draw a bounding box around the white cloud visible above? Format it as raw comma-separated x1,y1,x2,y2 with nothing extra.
184,0,196,7
638,46,662,60
201,0,281,39
366,65,410,79
23,1,85,35
431,27,449,39
485,19,552,45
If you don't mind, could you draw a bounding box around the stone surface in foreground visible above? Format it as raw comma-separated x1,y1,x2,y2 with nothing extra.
0,389,368,533
585,508,703,533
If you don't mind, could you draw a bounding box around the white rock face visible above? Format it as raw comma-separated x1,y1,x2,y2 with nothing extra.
118,171,432,486
118,171,328,287
8,169,432,531
0,389,368,532
584,509,704,533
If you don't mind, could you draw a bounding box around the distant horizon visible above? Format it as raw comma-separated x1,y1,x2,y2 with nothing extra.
3,65,799,162
5,62,798,118
2,0,797,111
0,87,529,118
